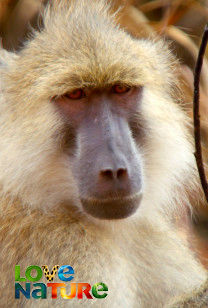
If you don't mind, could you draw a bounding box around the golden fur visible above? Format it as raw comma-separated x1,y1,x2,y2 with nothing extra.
0,0,207,307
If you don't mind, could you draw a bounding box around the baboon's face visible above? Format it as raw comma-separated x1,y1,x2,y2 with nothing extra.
54,86,143,219
2,2,188,219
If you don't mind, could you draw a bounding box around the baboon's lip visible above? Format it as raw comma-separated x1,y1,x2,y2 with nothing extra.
81,191,142,220
81,191,142,204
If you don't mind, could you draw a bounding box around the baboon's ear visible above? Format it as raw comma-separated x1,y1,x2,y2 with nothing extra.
0,48,18,67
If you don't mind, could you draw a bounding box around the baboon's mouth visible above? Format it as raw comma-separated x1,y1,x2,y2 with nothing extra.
81,192,142,220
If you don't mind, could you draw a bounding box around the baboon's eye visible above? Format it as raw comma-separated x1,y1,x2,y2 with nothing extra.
65,89,85,100
112,85,131,94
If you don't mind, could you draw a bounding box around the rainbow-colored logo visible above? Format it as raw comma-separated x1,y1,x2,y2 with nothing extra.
15,265,108,300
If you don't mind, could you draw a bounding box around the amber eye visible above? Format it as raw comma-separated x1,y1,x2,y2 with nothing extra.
112,85,131,94
65,89,85,100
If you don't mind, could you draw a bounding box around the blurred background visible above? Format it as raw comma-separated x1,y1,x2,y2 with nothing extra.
1,0,208,264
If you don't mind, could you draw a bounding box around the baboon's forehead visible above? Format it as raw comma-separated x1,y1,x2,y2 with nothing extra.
40,0,149,86
16,1,170,94
36,25,153,89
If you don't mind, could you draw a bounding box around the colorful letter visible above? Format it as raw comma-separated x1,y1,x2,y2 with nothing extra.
58,265,74,282
60,283,76,299
25,266,42,282
32,283,47,299
92,282,108,298
15,283,30,299
47,283,66,299
77,283,93,299
15,265,26,282
42,265,59,281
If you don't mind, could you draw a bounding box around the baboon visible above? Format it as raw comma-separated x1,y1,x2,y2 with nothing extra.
0,0,207,307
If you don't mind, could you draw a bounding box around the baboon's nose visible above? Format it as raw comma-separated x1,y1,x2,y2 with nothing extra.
99,168,128,181
97,162,131,197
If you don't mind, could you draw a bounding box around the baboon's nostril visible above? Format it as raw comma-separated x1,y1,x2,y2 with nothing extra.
100,169,114,180
100,168,128,180
117,168,127,179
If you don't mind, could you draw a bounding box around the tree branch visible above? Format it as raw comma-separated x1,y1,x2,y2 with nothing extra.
193,24,208,203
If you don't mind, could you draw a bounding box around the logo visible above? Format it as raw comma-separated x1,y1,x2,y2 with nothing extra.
15,265,108,300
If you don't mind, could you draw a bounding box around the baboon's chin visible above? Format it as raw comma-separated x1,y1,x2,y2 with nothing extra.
81,192,142,220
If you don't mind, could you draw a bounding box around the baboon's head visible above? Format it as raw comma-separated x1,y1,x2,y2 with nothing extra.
0,0,197,219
